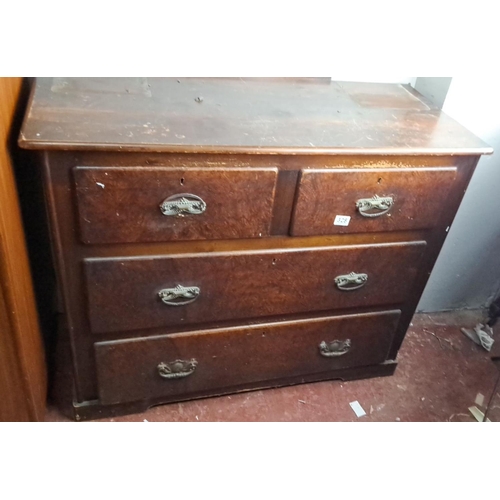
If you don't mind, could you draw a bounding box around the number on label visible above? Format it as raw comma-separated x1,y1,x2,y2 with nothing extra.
334,215,351,227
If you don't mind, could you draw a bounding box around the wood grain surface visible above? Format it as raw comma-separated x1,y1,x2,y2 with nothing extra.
291,167,458,235
84,242,426,334
74,166,278,243
18,79,491,419
0,77,46,421
95,310,401,404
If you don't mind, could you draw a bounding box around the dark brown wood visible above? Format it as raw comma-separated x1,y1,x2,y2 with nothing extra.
95,310,400,405
271,169,300,235
69,361,398,421
74,166,278,244
19,78,491,156
85,242,425,334
18,78,492,420
388,155,480,359
53,149,469,171
0,77,47,421
291,167,457,235
54,155,436,403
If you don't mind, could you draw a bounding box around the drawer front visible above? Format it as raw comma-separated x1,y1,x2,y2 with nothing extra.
85,242,425,334
291,167,457,236
95,310,401,405
74,166,278,244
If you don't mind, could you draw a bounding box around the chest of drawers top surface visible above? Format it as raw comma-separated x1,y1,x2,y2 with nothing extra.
20,77,490,155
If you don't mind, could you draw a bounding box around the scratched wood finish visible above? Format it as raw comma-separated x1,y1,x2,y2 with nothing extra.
84,242,425,334
18,79,492,420
0,78,46,421
95,310,401,405
291,167,458,236
74,166,278,243
19,78,492,155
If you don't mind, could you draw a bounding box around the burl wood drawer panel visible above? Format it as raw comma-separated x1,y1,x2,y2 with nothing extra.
74,166,278,244
291,167,457,236
84,242,425,334
95,310,401,405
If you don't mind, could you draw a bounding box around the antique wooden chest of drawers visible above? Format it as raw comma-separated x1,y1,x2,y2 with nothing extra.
20,77,491,420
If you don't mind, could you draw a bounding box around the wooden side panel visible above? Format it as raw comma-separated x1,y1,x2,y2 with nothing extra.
0,77,46,421
74,166,278,243
291,167,458,236
95,310,401,405
85,242,426,334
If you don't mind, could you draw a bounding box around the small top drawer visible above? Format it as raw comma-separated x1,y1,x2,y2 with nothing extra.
74,166,278,244
290,167,457,236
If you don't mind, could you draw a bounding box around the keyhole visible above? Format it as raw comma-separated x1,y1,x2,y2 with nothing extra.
272,258,277,266
180,177,185,186
377,177,383,184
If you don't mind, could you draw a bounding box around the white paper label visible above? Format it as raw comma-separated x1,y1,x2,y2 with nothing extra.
334,215,351,226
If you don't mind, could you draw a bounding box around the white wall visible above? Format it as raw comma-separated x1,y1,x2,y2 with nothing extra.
413,77,452,109
418,76,500,311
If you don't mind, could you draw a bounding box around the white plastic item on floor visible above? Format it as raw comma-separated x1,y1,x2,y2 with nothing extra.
469,406,491,422
460,323,494,351
349,401,366,418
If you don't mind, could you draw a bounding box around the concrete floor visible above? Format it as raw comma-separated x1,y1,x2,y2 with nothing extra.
45,310,500,422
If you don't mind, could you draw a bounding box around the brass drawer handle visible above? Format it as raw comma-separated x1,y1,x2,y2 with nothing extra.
159,284,200,306
335,272,368,291
157,359,198,379
356,195,393,217
319,339,351,357
160,193,207,216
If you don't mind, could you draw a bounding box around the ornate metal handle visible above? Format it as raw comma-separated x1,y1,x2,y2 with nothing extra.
319,339,351,357
335,272,368,291
158,284,200,306
157,359,198,379
160,193,206,216
356,195,394,217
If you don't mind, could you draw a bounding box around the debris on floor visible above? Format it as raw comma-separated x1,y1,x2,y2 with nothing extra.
461,323,494,351
475,393,485,407
448,413,470,422
349,401,366,418
423,327,456,349
369,403,385,414
468,406,491,422
44,310,500,422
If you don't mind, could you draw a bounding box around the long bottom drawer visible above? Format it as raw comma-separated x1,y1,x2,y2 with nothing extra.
95,310,401,405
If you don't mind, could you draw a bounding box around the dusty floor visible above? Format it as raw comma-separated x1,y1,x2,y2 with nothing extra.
45,310,500,422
